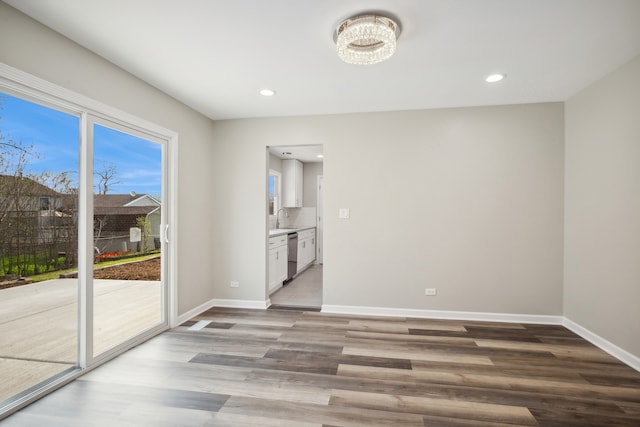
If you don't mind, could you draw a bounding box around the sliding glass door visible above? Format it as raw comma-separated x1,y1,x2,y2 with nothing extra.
0,92,80,403
0,76,172,413
90,120,165,359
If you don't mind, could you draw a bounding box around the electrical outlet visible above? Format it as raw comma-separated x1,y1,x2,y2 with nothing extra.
425,288,437,296
230,281,239,288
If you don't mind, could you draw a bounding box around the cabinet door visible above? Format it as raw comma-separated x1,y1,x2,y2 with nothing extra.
309,234,316,263
294,159,303,207
297,238,304,273
282,159,303,207
276,245,288,283
268,247,278,292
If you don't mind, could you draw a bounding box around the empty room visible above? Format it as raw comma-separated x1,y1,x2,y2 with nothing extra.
0,1,639,425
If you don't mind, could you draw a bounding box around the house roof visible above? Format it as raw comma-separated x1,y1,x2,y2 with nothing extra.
94,194,151,208
94,206,159,216
93,194,160,217
0,174,61,197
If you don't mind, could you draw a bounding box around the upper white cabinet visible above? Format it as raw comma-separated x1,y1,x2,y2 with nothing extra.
282,159,303,208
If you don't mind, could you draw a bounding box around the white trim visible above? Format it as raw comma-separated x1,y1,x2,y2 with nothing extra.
175,298,218,326
78,111,93,368
321,304,564,325
0,63,175,140
563,317,640,372
212,299,270,310
175,298,271,326
166,130,179,328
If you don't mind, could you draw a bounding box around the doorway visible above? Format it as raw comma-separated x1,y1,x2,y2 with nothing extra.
266,145,323,309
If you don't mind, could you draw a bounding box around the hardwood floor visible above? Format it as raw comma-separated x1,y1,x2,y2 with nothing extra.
1,307,639,426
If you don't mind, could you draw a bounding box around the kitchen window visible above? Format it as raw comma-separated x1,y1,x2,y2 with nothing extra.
269,170,281,215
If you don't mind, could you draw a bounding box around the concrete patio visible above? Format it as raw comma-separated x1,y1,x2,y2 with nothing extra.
0,278,161,402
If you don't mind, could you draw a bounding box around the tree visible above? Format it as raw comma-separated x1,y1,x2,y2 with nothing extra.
0,136,39,276
135,216,152,253
95,161,120,194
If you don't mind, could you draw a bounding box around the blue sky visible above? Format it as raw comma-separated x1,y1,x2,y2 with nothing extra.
0,93,161,196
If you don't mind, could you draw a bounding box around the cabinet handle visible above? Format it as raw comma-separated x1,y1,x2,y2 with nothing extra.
312,238,314,245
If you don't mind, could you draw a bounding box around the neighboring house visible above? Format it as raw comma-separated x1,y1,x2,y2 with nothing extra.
93,192,161,254
0,174,71,246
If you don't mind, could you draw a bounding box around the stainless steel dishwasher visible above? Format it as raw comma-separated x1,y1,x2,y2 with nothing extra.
286,232,298,282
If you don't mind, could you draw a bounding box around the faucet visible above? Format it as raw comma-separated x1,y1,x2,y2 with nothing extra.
275,208,287,229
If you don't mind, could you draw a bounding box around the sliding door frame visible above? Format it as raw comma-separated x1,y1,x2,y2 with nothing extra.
0,62,179,416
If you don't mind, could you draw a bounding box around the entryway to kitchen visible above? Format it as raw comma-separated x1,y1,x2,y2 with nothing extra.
266,145,323,309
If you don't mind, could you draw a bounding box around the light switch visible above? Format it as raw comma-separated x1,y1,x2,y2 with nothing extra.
339,208,350,219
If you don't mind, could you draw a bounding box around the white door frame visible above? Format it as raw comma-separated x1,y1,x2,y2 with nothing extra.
317,175,324,264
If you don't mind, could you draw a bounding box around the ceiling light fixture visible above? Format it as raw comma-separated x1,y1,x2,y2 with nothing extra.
259,88,276,96
317,154,324,158
485,74,505,83
335,14,400,65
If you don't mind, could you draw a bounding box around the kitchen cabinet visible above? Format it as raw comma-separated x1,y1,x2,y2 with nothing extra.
282,159,303,208
268,235,288,294
297,228,316,273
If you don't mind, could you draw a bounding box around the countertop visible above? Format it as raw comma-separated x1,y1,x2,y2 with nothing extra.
269,226,315,237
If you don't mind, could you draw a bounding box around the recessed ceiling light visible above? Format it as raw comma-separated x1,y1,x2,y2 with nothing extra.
259,89,276,96
317,154,324,158
485,74,505,83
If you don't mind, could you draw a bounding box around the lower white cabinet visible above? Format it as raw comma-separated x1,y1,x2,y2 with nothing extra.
268,235,288,294
296,228,316,273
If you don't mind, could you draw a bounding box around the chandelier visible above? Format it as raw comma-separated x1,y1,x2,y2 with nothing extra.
335,14,400,65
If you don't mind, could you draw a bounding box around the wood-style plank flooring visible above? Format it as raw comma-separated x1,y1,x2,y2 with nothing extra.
2,307,639,426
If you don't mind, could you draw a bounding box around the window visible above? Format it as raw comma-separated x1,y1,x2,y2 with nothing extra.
39,196,51,211
268,170,281,215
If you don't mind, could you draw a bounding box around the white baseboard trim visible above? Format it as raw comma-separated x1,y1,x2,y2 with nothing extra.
175,298,217,326
321,304,564,325
210,298,270,310
175,298,270,326
563,317,640,372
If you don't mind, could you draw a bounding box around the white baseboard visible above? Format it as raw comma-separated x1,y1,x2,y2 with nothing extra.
211,298,270,310
174,298,217,326
175,298,270,326
563,317,640,372
321,304,564,325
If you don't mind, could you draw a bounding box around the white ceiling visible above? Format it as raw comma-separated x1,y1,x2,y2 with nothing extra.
5,0,640,121
269,145,323,163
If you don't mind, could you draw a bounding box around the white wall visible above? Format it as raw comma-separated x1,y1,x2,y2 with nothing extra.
268,153,282,173
565,55,640,358
211,103,565,315
303,162,323,208
0,3,217,316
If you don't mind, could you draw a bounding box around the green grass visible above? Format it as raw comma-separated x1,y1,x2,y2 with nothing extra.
27,253,160,283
